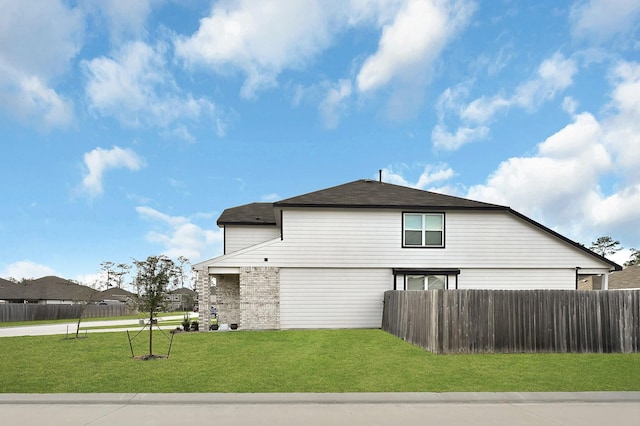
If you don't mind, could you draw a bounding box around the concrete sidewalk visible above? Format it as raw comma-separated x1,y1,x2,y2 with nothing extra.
1,393,639,426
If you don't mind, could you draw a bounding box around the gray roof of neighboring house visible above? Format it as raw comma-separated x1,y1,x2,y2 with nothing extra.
0,276,100,301
609,265,640,289
217,202,277,226
100,287,136,302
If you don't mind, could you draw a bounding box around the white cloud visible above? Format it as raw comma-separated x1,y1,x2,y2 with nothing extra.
319,79,352,129
467,112,610,228
356,0,473,94
434,52,577,150
175,0,338,99
513,53,578,110
260,193,281,202
8,75,74,129
83,41,217,131
1,261,57,281
81,146,144,197
83,0,156,42
432,124,489,150
0,0,83,128
570,0,640,41
136,206,223,261
381,164,456,190
175,0,474,122
466,61,640,247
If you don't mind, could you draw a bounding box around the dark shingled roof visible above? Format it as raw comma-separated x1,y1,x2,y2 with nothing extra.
0,276,100,302
217,202,277,226
275,179,505,209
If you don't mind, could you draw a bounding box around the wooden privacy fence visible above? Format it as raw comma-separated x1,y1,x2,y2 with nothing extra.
382,290,640,354
0,304,134,322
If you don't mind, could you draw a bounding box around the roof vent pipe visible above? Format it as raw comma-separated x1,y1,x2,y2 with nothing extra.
379,169,382,182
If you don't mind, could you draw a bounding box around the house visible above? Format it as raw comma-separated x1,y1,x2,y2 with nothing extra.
0,276,100,304
100,287,136,305
608,265,640,289
166,287,197,311
193,179,621,330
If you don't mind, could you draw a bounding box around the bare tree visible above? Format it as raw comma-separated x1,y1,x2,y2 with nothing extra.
175,256,190,289
114,263,131,289
100,261,118,288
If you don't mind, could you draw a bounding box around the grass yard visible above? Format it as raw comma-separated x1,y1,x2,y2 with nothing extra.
0,329,639,393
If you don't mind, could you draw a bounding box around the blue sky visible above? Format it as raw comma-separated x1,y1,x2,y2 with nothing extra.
1,0,640,283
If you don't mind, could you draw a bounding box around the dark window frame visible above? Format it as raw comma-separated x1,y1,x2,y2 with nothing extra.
402,212,446,248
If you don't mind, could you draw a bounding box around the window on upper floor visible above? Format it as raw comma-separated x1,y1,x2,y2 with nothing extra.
403,213,444,247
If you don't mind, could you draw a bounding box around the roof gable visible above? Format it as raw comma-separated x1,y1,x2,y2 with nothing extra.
275,179,504,209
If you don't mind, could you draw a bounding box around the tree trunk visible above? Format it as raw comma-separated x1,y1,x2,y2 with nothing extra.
149,309,153,356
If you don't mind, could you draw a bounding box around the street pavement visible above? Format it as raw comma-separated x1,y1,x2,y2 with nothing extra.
0,392,639,426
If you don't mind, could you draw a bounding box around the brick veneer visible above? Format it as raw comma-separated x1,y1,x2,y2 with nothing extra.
240,267,280,329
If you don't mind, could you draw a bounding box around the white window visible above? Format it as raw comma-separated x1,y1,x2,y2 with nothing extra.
403,213,444,247
406,275,447,290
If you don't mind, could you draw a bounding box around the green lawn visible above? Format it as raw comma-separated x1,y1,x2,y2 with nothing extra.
0,329,639,393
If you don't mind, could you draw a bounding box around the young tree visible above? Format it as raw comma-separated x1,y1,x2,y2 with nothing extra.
624,248,640,268
133,255,178,358
589,236,623,257
71,279,103,339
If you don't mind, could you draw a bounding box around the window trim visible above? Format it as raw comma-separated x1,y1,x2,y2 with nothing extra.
405,274,448,290
393,268,460,290
402,212,445,248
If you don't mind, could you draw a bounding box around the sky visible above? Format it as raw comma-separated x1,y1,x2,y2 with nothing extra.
1,0,640,285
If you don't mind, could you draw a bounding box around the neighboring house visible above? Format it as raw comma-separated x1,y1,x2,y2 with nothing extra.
100,287,136,305
0,277,16,303
608,265,640,289
193,179,621,330
166,287,197,311
0,276,100,304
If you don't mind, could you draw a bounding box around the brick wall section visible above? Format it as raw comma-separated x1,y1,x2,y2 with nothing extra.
195,270,211,330
240,267,280,330
215,274,240,326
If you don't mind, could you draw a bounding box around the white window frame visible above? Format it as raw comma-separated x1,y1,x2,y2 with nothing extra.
403,213,444,247
406,275,448,290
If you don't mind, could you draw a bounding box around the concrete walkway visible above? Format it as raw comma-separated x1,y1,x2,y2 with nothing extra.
0,392,639,426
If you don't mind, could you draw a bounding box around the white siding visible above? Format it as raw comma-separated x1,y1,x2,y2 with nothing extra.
210,209,611,272
457,268,576,290
224,225,280,254
280,268,392,329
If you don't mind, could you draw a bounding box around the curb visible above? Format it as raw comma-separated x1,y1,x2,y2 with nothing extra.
1,392,639,405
